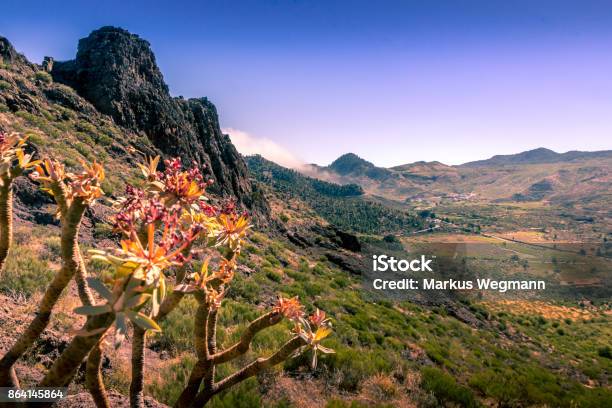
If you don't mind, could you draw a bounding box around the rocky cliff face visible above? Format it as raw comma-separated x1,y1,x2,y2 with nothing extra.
51,27,255,207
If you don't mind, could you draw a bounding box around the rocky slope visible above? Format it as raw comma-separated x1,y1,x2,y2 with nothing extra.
1,27,269,224
50,26,256,206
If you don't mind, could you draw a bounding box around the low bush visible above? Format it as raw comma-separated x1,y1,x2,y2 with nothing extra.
421,367,478,408
0,245,52,297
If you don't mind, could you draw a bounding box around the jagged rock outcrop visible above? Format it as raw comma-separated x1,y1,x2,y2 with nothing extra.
0,36,22,65
51,26,256,207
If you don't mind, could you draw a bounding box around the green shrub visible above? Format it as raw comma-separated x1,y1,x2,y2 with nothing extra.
321,346,396,391
153,295,198,353
421,367,478,408
147,354,197,404
0,246,52,297
93,222,115,239
73,142,92,159
597,346,612,359
332,276,349,288
209,378,261,408
264,268,282,283
42,236,62,260
35,71,52,84
228,275,259,302
470,369,522,406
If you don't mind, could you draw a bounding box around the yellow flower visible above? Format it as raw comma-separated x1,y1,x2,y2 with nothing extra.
0,133,40,180
294,318,335,369
137,155,160,181
216,213,251,250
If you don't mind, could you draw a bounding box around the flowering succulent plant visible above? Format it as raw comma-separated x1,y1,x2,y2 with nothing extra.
0,150,334,408
0,132,40,279
295,308,335,369
0,131,40,181
30,158,105,210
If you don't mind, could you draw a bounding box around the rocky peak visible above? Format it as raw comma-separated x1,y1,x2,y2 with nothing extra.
0,36,31,68
51,27,259,210
0,36,18,64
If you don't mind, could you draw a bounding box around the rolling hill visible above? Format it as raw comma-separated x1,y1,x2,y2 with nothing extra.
315,149,612,212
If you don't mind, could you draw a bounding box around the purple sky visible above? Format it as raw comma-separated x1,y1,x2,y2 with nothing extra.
1,0,612,167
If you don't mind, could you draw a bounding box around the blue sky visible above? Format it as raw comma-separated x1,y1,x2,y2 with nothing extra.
1,0,612,166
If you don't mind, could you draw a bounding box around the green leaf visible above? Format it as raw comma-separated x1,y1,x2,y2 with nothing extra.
159,275,166,303
74,304,111,316
124,294,151,309
90,254,110,264
114,312,127,349
126,311,161,332
125,276,145,294
87,278,112,301
151,289,159,316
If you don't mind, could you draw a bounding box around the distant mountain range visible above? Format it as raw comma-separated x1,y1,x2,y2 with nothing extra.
302,148,612,208
460,148,612,167
324,148,612,180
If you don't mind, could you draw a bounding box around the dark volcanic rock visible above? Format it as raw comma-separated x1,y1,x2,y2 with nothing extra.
310,225,361,252
325,252,363,275
0,36,21,65
43,86,98,115
51,27,256,207
331,227,361,252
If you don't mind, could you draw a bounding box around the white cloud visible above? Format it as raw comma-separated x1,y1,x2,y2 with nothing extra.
224,128,348,185
224,128,305,169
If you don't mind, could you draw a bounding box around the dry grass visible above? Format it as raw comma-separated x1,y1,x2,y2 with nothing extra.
481,299,605,321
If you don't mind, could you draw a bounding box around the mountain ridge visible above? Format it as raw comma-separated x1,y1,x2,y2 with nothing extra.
49,26,257,207
300,148,611,205
323,147,612,172
460,147,612,167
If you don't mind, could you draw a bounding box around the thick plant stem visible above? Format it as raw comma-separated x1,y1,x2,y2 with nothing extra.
38,312,115,390
130,326,146,408
211,311,280,364
202,309,218,393
175,305,291,408
75,254,109,408
86,341,109,408
129,290,184,408
0,198,86,387
174,296,210,408
76,248,95,307
0,179,13,274
192,336,307,407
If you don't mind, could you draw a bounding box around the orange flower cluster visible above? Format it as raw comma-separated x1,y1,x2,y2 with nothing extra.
0,131,40,181
273,296,335,368
30,158,105,208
